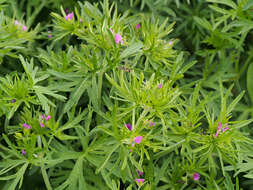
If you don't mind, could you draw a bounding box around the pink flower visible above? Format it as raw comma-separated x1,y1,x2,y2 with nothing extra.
149,122,155,126
23,123,31,129
169,41,173,45
215,122,229,137
48,31,52,38
40,123,45,128
215,122,222,137
14,20,20,25
137,170,144,176
193,173,200,181
22,25,27,31
41,114,45,119
110,28,114,33
134,136,143,144
46,115,51,121
136,178,144,185
222,127,230,132
125,123,132,131
136,23,141,29
158,83,162,89
65,12,74,21
21,149,26,155
115,33,123,44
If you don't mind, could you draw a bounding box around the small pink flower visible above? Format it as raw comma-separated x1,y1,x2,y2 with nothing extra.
222,127,230,132
65,12,74,21
215,122,229,137
149,122,155,127
115,33,123,45
131,143,135,147
125,123,132,131
14,20,19,25
48,31,52,38
79,19,83,22
137,170,144,176
46,115,51,121
41,114,45,119
215,122,222,137
22,25,27,31
136,178,144,185
23,123,31,129
40,123,45,128
169,41,173,45
158,83,162,89
134,136,143,144
21,149,26,155
110,28,114,33
136,23,141,29
193,173,200,181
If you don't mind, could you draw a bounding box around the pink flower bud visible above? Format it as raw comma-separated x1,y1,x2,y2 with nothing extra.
21,149,26,155
22,25,27,31
46,115,51,121
193,173,200,181
136,23,141,29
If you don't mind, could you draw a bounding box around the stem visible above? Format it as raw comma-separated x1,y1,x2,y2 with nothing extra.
98,70,104,108
37,135,42,148
135,107,149,130
132,103,136,130
96,70,104,124
41,165,53,190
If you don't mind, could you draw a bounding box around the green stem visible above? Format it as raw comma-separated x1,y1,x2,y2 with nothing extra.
96,70,104,124
98,70,104,109
41,165,53,190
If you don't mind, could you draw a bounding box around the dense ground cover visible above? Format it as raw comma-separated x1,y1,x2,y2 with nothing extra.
0,0,253,189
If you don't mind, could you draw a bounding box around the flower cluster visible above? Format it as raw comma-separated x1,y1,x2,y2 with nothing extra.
40,114,51,128
136,169,145,186
65,12,74,21
109,26,124,45
23,123,31,129
14,20,28,31
215,122,229,137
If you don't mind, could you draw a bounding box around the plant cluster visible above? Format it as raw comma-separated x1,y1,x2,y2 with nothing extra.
0,0,253,189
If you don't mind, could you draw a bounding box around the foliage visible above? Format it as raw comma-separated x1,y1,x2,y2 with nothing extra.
0,0,253,189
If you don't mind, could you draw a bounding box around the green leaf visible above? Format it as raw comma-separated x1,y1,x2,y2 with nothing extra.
63,77,90,113
243,1,253,10
7,163,29,190
207,0,238,10
119,42,143,59
193,16,212,31
247,63,253,103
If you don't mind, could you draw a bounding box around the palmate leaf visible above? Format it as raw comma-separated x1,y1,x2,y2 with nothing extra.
0,149,28,190
63,76,90,113
19,55,66,113
207,0,238,10
55,156,87,190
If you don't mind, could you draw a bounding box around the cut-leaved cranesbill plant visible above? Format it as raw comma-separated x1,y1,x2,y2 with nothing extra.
1,0,253,189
